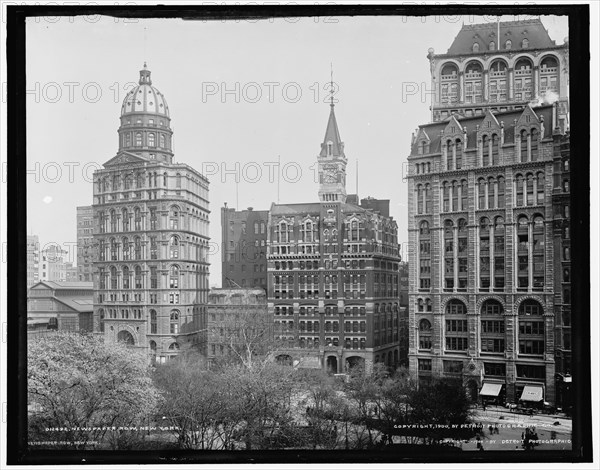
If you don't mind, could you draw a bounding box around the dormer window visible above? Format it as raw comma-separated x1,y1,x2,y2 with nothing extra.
489,41,496,51
473,42,480,52
505,39,512,49
522,38,529,48
327,141,333,156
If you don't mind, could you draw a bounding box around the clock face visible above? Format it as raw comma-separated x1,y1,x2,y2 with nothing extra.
325,170,337,183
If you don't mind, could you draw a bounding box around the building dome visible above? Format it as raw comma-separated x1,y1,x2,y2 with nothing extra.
120,63,170,117
116,64,174,163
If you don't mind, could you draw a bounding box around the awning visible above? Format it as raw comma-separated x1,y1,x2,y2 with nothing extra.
520,385,544,402
480,382,503,397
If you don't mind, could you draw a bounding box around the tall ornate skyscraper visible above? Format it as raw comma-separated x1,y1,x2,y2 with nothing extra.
92,64,210,362
407,19,570,407
267,99,402,373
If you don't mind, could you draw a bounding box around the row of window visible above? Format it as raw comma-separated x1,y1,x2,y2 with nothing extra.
439,56,559,105
97,172,184,193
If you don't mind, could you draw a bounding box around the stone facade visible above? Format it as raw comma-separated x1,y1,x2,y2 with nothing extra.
92,65,210,363
407,103,566,405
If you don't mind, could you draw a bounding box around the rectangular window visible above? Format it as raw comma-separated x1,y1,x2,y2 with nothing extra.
443,360,463,374
445,337,468,351
516,364,545,379
481,338,505,353
418,359,432,371
484,362,506,376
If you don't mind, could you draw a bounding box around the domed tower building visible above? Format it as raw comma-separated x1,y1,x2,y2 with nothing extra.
92,64,211,362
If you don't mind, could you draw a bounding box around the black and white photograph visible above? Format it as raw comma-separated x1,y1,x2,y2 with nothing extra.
3,2,596,467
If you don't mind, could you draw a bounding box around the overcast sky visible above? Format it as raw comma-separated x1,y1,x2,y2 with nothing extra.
25,12,568,286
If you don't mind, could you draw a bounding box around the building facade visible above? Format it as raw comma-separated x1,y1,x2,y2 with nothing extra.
407,18,571,407
27,235,40,288
40,245,69,282
267,101,402,373
427,19,569,130
92,64,211,362
77,205,95,282
221,206,269,291
27,281,93,335
204,288,269,365
407,103,570,406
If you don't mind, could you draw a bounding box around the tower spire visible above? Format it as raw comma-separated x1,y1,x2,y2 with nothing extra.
330,62,335,107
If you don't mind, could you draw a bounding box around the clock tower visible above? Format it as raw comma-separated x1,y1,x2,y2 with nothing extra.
317,100,347,203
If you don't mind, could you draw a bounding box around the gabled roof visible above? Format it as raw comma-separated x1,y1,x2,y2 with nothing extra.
103,151,148,167
319,105,345,158
30,281,93,291
446,19,557,55
410,105,553,156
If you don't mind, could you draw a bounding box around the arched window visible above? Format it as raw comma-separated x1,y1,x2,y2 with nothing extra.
520,130,528,162
135,265,143,289
530,128,539,161
170,206,180,230
169,342,180,350
163,173,168,187
122,266,130,289
122,237,130,260
492,134,500,165
160,134,166,148
134,208,142,231
505,39,512,49
125,133,131,147
170,310,180,334
170,265,179,288
489,60,507,102
110,266,118,289
135,132,142,146
110,237,118,261
419,319,432,349
473,42,480,52
460,180,468,210
446,139,454,170
440,63,459,104
455,139,462,169
540,56,558,93
522,38,529,48
482,134,490,166
150,309,157,334
446,299,466,315
514,57,533,101
148,132,155,147
478,178,486,209
465,61,483,104
98,239,106,261
497,176,505,209
424,184,432,213
488,177,495,209
170,235,179,259
442,182,449,212
417,184,424,214
489,41,495,51
176,173,182,189
526,174,535,205
110,209,117,232
515,174,524,206
122,208,130,231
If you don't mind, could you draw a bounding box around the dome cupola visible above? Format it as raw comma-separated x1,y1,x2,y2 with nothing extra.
117,64,174,163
